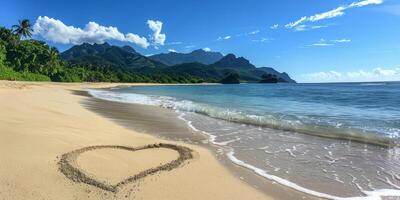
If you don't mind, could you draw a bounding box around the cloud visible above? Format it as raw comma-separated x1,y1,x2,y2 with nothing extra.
33,16,149,48
270,24,279,29
202,47,211,52
165,41,182,45
347,67,400,78
312,43,333,46
332,39,351,43
302,71,342,82
286,0,383,30
147,20,166,46
305,70,342,79
293,24,329,31
168,49,177,53
252,37,273,43
218,35,232,41
311,39,333,46
248,30,260,35
301,67,400,82
310,38,351,46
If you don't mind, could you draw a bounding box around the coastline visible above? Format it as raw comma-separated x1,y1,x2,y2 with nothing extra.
83,84,400,199
81,89,319,200
0,81,273,200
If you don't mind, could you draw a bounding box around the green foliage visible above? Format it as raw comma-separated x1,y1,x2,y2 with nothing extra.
12,19,33,38
0,42,6,66
0,23,210,84
259,73,278,83
220,71,240,84
6,40,62,76
0,65,50,81
3,19,284,84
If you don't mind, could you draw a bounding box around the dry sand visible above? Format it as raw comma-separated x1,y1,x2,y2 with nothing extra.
0,81,271,200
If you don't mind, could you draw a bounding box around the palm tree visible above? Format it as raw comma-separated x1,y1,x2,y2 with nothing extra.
12,19,33,38
48,47,59,61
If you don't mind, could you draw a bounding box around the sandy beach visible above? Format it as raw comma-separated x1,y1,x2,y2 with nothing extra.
0,81,272,200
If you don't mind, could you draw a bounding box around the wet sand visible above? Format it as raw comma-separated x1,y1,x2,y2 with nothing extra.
0,81,271,200
81,89,320,200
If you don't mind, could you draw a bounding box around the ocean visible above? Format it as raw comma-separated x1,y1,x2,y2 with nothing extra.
89,82,400,199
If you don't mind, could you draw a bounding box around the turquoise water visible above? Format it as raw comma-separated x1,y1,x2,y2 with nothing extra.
117,82,400,145
89,82,400,199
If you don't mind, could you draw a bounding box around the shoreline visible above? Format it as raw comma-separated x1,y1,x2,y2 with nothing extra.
0,81,272,200
81,87,319,200
84,84,400,200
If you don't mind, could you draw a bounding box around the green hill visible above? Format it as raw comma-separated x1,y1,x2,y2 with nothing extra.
61,43,166,70
61,43,296,83
149,49,224,66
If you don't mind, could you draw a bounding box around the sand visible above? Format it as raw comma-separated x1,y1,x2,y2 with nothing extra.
0,81,271,200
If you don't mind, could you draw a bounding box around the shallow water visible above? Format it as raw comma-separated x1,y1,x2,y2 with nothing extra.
89,83,400,199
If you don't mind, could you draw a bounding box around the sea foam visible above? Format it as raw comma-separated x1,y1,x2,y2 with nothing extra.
88,89,400,200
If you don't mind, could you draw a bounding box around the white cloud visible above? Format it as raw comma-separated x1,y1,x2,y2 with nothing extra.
203,47,211,52
218,35,232,41
310,38,351,46
33,16,150,48
286,17,307,29
350,0,383,7
252,37,272,43
168,49,177,53
347,67,400,78
302,71,342,81
165,41,182,45
224,35,232,40
270,24,279,29
301,67,400,82
147,20,166,46
332,39,351,43
294,24,329,31
248,30,260,35
286,0,384,30
312,43,333,46
311,39,333,46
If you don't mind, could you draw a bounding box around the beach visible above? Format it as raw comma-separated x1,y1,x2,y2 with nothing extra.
0,81,277,200
85,83,400,199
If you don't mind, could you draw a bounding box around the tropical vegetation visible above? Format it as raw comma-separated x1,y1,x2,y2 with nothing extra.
0,19,295,84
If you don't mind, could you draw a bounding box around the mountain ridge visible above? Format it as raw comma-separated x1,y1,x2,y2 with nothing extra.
149,49,224,66
60,43,296,83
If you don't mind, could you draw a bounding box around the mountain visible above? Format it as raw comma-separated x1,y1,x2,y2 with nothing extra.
60,43,296,83
61,43,165,71
212,54,255,70
211,54,296,83
149,49,224,66
254,67,296,83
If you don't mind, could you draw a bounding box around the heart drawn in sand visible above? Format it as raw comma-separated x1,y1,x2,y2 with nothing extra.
58,143,193,193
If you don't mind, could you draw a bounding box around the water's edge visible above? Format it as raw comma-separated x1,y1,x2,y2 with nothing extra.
74,89,318,200
84,88,400,200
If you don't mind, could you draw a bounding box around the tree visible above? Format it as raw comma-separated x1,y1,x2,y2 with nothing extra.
259,73,278,83
12,19,33,38
220,71,240,84
0,42,5,66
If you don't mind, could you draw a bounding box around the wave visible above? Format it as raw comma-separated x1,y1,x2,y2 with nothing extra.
227,151,400,200
359,83,387,86
88,89,400,199
87,89,399,147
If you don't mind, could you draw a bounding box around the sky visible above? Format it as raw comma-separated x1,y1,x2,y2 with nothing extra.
1,0,400,83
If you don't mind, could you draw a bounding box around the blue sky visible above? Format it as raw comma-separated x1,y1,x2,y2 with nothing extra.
1,0,400,82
